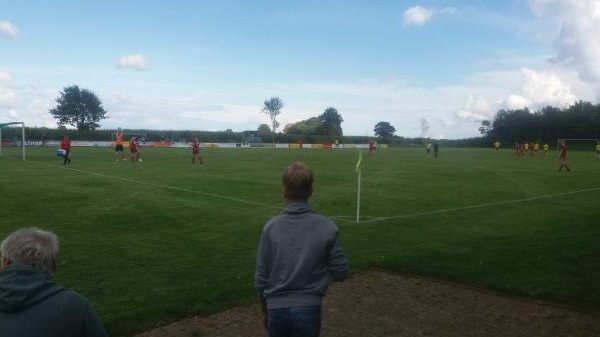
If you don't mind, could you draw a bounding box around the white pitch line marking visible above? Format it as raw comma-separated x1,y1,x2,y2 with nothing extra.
332,187,600,224
30,161,279,209
25,161,600,223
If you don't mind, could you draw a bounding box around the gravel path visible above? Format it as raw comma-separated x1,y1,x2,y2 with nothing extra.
135,270,600,337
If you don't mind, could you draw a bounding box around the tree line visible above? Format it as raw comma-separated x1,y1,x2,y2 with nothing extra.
1,125,492,150
479,101,600,144
0,126,376,145
42,86,383,144
11,84,600,148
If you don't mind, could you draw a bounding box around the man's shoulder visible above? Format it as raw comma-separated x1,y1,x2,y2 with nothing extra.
265,211,337,230
266,206,334,221
47,287,95,314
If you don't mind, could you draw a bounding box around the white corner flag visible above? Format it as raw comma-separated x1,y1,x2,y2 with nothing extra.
356,150,363,223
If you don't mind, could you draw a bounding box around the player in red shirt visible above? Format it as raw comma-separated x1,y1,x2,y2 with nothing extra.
558,140,570,172
529,142,535,156
129,136,142,162
60,135,71,165
192,137,203,164
368,139,375,157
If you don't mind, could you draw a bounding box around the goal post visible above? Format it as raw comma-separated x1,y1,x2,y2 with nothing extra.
556,138,600,151
0,122,26,160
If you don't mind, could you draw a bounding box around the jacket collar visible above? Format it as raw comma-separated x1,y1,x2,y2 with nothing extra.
282,201,313,214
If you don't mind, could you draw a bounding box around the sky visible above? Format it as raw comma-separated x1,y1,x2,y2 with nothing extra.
1,0,600,139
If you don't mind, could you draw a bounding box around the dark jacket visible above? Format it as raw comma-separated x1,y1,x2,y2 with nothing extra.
0,265,108,337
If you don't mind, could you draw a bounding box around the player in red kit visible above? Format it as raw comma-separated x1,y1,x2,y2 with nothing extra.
558,140,570,172
129,136,142,162
192,137,203,164
368,139,375,156
60,135,71,165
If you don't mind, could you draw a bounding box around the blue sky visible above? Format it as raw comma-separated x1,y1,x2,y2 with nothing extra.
1,0,599,139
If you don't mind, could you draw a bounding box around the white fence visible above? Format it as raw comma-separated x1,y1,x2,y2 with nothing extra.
24,141,380,150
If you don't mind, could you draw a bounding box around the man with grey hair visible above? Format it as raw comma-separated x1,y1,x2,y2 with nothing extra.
0,227,108,337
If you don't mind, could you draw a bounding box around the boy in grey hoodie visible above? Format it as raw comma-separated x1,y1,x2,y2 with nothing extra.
255,162,348,337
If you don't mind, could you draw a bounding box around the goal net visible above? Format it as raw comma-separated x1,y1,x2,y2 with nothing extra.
556,138,600,152
0,122,26,160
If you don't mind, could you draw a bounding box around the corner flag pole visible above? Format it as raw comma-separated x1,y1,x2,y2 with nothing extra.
21,122,26,160
355,150,363,223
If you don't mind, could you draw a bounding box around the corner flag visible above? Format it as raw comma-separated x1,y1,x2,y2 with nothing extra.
356,150,362,222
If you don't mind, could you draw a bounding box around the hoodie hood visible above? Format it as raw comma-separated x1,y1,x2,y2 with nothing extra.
0,265,65,313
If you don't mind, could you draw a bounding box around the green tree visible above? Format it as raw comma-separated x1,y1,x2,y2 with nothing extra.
483,101,600,144
478,120,492,137
256,124,271,138
317,106,343,137
374,121,396,138
49,85,107,131
283,117,321,135
261,97,284,144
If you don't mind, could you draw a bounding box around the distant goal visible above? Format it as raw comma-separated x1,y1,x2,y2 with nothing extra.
0,122,26,160
556,138,600,151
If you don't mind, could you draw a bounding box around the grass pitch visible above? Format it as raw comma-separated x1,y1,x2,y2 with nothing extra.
1,146,599,336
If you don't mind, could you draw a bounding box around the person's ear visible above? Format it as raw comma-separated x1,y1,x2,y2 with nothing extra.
1,257,10,268
282,185,289,199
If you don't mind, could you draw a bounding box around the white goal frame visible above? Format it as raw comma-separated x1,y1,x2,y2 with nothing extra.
556,138,600,151
0,122,26,160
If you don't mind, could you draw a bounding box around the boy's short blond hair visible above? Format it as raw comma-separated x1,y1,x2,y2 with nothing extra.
282,162,313,202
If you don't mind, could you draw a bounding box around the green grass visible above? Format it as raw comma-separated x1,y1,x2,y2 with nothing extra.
1,146,599,336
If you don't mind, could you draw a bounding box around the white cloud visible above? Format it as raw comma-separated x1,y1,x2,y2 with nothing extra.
117,54,148,71
0,88,16,107
493,68,576,112
0,21,18,39
518,68,577,108
0,71,17,108
528,0,600,83
442,1,600,127
441,117,457,127
455,94,493,122
0,69,12,81
0,83,56,127
503,94,530,110
403,6,433,27
453,67,577,124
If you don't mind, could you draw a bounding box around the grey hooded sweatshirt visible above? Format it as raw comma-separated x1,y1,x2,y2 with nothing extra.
255,202,348,309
